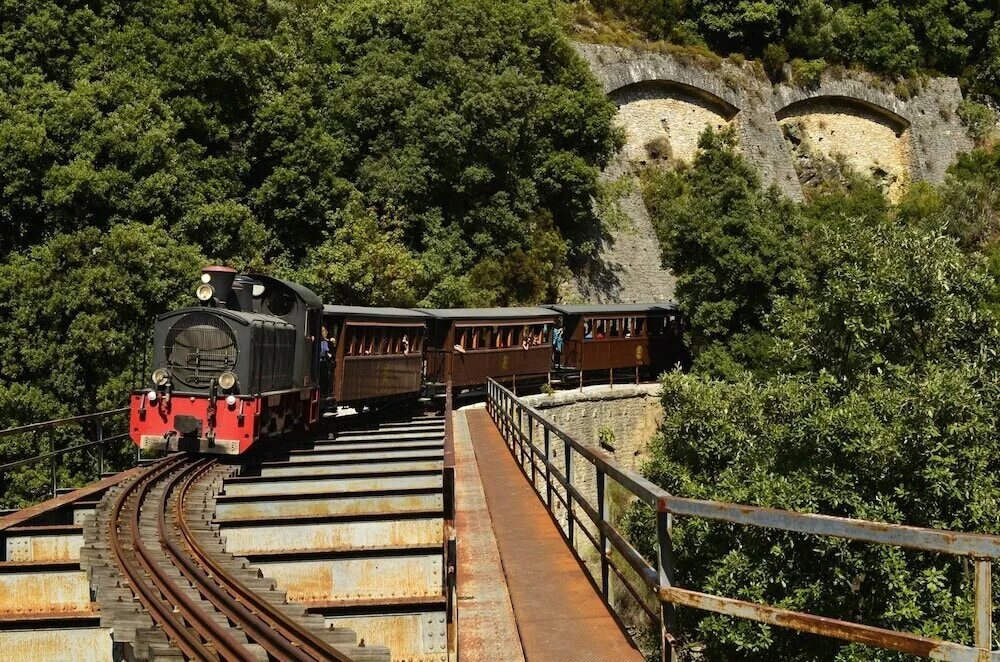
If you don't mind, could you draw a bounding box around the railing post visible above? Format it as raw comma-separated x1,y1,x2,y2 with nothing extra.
519,407,527,471
96,418,104,477
597,467,610,599
565,438,574,548
49,432,58,498
507,395,514,445
657,507,678,662
544,427,552,509
529,417,536,487
975,558,992,654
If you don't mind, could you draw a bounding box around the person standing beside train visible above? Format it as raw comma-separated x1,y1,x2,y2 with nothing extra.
551,323,564,367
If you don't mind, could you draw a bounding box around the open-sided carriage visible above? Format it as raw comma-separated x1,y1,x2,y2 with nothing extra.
423,307,558,391
544,303,686,384
321,306,429,408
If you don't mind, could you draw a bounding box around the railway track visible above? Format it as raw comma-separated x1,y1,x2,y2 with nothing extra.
90,454,387,661
2,410,449,660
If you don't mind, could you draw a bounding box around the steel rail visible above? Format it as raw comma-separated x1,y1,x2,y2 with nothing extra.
173,458,356,662
109,455,250,660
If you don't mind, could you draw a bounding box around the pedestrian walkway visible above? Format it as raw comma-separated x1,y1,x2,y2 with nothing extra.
457,407,645,662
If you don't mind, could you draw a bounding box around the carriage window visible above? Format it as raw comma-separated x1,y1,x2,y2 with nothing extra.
635,318,645,336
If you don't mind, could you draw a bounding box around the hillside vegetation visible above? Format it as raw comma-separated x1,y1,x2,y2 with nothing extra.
569,0,1000,101
624,129,1000,660
0,0,620,504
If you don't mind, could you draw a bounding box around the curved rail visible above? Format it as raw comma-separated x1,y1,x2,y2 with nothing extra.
109,454,357,661
109,455,250,660
170,458,355,662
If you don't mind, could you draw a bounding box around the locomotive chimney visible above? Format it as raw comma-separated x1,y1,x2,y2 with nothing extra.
231,275,255,312
200,266,237,307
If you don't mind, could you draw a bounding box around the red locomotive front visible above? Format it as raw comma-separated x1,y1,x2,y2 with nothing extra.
130,267,323,455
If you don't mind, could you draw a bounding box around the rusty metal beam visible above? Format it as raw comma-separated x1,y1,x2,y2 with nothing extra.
660,586,1000,662
662,497,1000,559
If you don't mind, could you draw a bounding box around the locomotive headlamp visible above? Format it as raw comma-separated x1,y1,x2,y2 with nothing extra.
201,273,212,284
226,395,237,407
147,390,158,402
196,283,215,302
151,368,169,386
218,371,237,390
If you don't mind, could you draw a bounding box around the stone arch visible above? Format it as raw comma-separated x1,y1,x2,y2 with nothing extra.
775,95,913,200
610,80,740,166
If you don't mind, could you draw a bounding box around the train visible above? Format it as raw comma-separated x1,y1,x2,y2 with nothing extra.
130,267,688,455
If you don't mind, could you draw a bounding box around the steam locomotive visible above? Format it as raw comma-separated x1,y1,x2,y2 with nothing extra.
130,267,686,455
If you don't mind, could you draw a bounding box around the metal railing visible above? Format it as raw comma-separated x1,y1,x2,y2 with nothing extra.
486,378,1000,662
442,350,458,660
0,408,131,500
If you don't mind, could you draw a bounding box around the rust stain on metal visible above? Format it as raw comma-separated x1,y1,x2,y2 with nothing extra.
223,519,443,554
465,409,644,662
452,410,524,662
257,556,443,603
660,586,966,659
215,493,442,521
0,465,146,533
0,570,92,614
0,627,113,662
5,534,84,562
260,460,443,478
330,612,449,662
224,474,442,497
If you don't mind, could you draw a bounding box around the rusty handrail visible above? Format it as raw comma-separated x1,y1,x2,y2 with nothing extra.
486,377,1000,662
0,407,131,500
0,407,128,438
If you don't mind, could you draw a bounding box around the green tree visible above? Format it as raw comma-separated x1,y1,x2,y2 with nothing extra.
294,200,421,307
1,0,620,306
0,224,204,506
644,128,808,377
629,363,1000,661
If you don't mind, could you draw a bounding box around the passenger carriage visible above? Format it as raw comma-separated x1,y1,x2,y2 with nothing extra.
544,303,686,383
423,307,558,390
321,306,429,408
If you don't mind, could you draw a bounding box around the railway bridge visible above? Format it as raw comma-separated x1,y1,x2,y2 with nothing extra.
1,380,999,661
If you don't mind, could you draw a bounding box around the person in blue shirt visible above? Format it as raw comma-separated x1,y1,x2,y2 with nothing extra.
552,323,564,367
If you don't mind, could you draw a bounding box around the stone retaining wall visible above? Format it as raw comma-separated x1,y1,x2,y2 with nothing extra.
569,42,973,303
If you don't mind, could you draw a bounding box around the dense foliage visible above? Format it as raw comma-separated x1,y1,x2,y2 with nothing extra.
574,0,1000,98
0,0,620,500
1,0,619,301
630,130,1000,659
0,224,203,506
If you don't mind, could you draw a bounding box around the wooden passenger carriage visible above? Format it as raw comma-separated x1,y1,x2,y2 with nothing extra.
545,303,685,382
422,307,558,389
322,306,429,406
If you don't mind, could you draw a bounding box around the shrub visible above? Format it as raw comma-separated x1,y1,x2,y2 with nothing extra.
957,100,998,145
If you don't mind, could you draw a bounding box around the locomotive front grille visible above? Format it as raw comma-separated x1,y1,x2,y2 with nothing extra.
165,312,238,388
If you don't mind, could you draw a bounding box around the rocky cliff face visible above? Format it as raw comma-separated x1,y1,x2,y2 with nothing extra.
567,42,974,304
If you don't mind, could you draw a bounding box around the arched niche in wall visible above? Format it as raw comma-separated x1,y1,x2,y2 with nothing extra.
610,81,740,168
776,95,912,200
